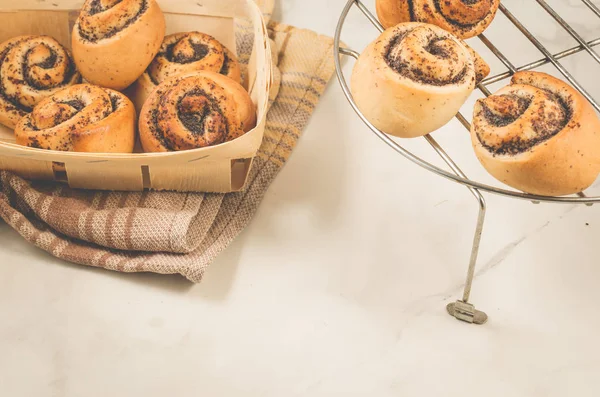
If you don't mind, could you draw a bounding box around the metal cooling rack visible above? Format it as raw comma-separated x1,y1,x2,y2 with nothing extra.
333,0,600,325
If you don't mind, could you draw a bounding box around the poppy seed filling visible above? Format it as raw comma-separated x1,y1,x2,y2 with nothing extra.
384,30,468,86
477,89,572,156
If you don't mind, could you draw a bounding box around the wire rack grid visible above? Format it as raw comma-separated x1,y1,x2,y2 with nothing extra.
333,0,600,325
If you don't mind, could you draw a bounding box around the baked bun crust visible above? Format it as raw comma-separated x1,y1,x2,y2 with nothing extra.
351,22,489,138
376,0,500,39
131,32,242,111
0,35,81,129
139,71,255,152
15,84,136,153
471,71,600,196
71,0,166,90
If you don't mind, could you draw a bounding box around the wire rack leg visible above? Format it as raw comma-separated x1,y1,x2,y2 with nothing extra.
422,135,489,325
446,201,488,325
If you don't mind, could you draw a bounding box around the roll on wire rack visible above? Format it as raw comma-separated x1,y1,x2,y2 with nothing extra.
333,0,600,325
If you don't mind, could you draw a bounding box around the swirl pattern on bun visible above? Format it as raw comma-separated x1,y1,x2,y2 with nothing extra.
71,0,166,90
15,84,136,153
351,23,489,138
376,0,500,39
471,71,600,196
131,32,242,111
0,35,81,129
139,71,256,152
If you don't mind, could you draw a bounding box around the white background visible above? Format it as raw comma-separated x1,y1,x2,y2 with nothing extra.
2,0,600,395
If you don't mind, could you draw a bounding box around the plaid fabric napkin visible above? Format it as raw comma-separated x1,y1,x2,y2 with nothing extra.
0,5,336,282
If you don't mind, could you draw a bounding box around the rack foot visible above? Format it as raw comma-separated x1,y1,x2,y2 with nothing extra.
447,301,488,325
446,193,487,324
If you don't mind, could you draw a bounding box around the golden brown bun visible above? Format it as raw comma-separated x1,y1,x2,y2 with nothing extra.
71,0,166,90
376,0,500,39
351,22,489,138
471,71,600,196
130,32,242,111
207,72,256,134
222,47,243,85
0,35,81,129
464,42,490,84
15,84,135,153
139,71,256,152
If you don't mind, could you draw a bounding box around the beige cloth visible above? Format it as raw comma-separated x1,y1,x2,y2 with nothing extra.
0,14,336,282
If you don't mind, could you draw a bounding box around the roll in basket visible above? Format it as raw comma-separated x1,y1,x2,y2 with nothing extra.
0,0,273,193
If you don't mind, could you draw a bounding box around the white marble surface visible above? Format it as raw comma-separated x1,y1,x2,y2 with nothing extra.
2,0,600,395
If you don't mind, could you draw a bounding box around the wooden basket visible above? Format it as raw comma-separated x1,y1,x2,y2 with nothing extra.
0,0,272,192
